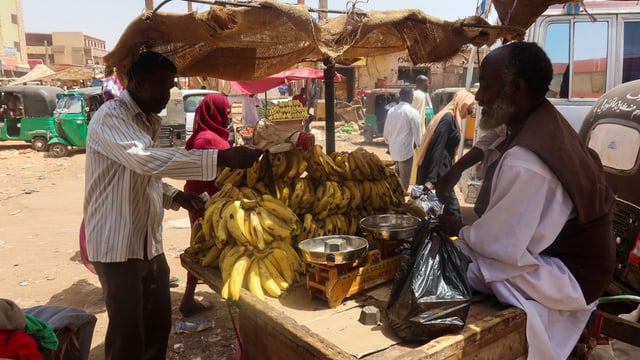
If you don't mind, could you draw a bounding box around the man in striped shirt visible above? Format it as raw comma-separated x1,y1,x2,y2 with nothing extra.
84,51,261,360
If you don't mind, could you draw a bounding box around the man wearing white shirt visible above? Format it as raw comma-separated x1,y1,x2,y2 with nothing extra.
437,42,615,360
84,51,261,360
383,87,422,190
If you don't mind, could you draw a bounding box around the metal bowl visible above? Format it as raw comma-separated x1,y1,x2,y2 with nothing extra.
359,214,421,241
298,235,368,265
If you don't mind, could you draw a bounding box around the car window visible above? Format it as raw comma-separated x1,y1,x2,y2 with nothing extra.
587,122,640,172
183,95,208,113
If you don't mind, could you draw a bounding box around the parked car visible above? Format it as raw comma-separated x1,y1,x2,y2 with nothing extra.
0,85,62,151
579,79,640,296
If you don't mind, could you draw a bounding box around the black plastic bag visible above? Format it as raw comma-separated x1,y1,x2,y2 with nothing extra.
385,222,472,342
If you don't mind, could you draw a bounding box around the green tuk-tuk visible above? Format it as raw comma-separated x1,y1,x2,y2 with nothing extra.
0,85,62,151
48,87,104,157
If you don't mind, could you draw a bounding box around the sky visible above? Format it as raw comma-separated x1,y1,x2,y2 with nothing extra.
21,0,483,50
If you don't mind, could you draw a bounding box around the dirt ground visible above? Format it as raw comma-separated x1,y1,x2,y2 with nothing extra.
2,119,445,359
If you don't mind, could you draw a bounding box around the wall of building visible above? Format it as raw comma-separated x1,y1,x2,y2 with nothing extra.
0,0,29,75
355,48,474,93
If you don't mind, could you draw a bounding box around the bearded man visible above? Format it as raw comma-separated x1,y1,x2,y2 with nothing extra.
437,41,615,359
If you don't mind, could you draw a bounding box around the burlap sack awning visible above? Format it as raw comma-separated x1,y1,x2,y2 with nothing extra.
104,1,526,83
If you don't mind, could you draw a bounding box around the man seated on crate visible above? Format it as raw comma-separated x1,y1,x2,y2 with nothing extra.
436,41,615,360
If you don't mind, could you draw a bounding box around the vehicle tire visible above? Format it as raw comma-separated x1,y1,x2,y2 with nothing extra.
32,137,49,152
49,143,70,158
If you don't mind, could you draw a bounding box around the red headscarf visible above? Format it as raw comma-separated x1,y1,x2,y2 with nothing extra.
185,93,231,151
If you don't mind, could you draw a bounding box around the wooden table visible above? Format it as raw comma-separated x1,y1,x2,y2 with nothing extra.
181,254,527,359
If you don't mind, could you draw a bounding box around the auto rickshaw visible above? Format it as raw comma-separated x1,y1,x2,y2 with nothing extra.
362,88,399,144
48,87,104,157
0,85,62,151
579,79,640,297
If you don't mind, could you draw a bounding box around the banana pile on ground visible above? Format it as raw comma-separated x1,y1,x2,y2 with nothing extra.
183,145,426,301
266,100,308,120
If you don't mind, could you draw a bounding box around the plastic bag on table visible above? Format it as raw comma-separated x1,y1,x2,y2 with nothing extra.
385,223,472,342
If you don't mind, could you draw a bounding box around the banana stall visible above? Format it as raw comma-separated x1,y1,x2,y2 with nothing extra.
179,132,527,359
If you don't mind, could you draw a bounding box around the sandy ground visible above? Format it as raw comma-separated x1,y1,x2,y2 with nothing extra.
2,119,445,359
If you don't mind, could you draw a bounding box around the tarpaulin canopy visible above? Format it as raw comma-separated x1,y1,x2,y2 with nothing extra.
37,66,99,82
229,67,340,94
104,1,525,84
8,64,55,85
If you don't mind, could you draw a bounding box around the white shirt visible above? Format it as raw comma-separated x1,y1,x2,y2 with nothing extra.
241,95,261,127
457,146,593,360
383,101,422,162
84,91,219,263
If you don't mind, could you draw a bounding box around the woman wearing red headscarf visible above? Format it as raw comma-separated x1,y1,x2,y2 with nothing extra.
179,93,232,317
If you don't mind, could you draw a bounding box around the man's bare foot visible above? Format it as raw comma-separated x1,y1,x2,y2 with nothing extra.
179,299,212,318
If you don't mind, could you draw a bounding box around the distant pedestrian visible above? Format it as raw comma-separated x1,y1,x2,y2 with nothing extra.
383,87,422,190
241,94,261,127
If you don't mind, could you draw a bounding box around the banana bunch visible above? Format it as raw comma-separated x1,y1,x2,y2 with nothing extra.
267,100,308,120
202,194,301,253
305,144,345,182
219,241,302,300
296,212,361,240
184,218,224,267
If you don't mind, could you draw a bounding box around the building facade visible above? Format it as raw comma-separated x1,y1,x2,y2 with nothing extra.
26,32,107,69
0,0,29,77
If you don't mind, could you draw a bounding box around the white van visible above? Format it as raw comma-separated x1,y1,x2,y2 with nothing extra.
526,1,640,130
460,1,640,204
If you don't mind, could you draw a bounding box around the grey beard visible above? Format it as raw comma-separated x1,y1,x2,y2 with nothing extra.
478,96,516,131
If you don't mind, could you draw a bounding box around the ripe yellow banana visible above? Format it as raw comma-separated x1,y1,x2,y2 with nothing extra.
343,180,361,209
221,278,231,299
353,148,373,180
201,244,223,267
263,255,289,291
255,207,292,238
258,259,281,297
271,241,302,273
225,200,253,249
220,244,246,283
312,182,333,215
269,248,294,284
249,210,266,250
247,258,265,300
214,167,234,188
229,255,251,301
246,160,260,187
284,150,300,181
259,195,299,224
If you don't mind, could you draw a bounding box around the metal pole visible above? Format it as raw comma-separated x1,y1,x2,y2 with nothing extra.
323,57,336,155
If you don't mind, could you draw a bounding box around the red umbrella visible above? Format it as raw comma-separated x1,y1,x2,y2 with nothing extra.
230,67,340,94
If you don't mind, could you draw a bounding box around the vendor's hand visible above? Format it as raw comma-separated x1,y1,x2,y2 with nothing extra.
218,147,262,169
436,214,464,236
174,191,205,214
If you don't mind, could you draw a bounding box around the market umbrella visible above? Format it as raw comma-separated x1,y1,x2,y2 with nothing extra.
229,67,340,94
8,64,55,85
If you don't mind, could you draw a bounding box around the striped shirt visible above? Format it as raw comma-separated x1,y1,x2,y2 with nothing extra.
84,90,219,262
